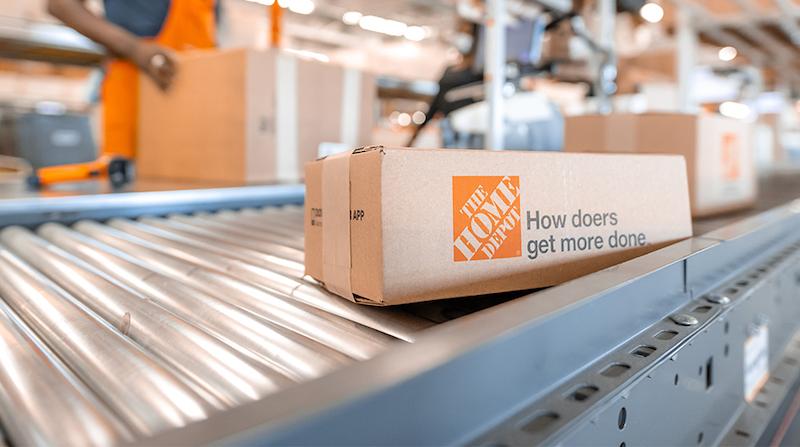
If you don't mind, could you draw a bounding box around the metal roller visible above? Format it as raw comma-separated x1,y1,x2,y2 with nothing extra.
168,213,304,263
42,222,349,380
206,211,304,250
142,216,305,276
72,221,395,359
0,243,213,437
140,217,434,341
246,208,306,232
0,299,132,446
191,210,305,253
2,227,290,408
101,218,433,342
221,209,306,240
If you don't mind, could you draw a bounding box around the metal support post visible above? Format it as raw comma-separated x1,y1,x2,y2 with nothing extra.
485,0,506,150
677,6,697,112
595,0,615,113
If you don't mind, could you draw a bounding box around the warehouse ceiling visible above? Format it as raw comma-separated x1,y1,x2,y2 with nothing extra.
318,0,458,27
669,0,800,86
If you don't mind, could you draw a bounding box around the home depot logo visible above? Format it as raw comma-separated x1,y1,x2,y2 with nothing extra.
453,176,521,261
721,132,741,181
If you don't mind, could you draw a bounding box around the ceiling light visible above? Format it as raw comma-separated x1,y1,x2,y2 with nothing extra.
284,48,329,63
639,2,664,23
359,15,407,37
719,101,751,120
718,46,737,62
404,25,426,41
342,11,362,25
287,0,314,14
397,113,412,127
246,0,313,14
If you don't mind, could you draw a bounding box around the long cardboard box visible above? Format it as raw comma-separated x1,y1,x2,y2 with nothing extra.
305,147,692,305
138,48,375,184
564,113,756,217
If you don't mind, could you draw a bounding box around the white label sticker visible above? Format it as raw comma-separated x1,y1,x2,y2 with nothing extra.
744,325,769,402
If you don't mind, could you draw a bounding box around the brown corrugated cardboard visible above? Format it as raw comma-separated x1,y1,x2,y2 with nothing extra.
138,48,375,184
305,147,692,306
564,113,756,217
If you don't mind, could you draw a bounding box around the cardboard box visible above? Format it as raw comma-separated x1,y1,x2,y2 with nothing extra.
305,147,692,305
564,113,756,217
138,48,375,184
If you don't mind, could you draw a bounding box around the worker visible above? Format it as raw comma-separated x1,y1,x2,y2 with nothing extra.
47,0,218,159
407,19,484,147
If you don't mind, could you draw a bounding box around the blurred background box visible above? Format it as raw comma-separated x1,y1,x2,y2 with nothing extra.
137,47,375,184
564,113,756,217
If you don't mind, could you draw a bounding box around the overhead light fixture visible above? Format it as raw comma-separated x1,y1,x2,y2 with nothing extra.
287,0,314,14
719,101,751,120
359,15,408,37
404,26,426,42
397,112,412,127
245,0,314,15
639,2,664,23
284,48,330,63
343,12,426,41
718,46,737,62
342,11,362,25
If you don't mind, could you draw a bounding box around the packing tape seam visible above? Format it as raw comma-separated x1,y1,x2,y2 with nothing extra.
321,150,354,300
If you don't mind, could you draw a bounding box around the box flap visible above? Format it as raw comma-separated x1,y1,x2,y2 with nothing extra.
321,151,354,299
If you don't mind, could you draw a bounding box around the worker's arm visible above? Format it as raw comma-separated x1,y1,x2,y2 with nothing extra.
47,0,176,90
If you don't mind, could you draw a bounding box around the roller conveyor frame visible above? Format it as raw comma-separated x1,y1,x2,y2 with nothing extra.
1,181,800,446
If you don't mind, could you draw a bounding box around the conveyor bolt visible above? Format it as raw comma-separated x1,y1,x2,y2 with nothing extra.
670,313,699,326
705,294,731,305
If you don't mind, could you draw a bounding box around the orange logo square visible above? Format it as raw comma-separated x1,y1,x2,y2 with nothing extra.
452,176,522,262
721,133,741,181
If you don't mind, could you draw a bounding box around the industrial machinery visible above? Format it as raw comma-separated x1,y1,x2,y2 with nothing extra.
0,174,799,446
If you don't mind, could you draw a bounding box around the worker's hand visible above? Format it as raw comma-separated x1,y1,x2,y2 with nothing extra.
131,41,177,91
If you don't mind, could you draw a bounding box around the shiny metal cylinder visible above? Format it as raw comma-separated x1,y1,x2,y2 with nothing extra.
142,217,306,277
238,208,306,237
60,222,350,378
141,217,304,278
0,242,213,437
0,299,132,446
72,221,394,360
3,226,289,408
205,211,304,250
168,213,304,263
102,218,432,342
131,218,420,346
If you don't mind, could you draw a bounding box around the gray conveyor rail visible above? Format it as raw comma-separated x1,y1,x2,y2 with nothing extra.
0,205,435,445
0,171,799,445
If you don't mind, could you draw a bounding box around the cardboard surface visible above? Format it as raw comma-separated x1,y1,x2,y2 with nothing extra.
138,48,375,184
305,147,693,305
565,113,756,217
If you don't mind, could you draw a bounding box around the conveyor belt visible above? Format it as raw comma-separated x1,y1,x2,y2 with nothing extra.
0,171,798,445
0,206,435,445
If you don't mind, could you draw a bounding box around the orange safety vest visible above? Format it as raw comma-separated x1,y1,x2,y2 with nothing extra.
101,0,216,158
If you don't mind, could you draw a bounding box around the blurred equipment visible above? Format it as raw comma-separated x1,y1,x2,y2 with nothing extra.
28,155,133,188
0,108,97,169
444,92,564,150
